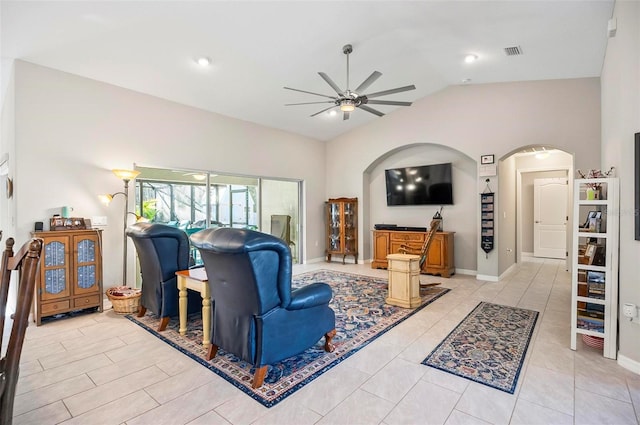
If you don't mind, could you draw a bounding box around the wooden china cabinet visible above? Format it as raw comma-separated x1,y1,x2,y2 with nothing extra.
325,197,358,264
31,229,104,325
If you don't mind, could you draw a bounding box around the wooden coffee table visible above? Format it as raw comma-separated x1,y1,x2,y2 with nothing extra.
176,268,211,347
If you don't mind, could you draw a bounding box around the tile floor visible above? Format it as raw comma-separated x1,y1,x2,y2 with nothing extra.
10,258,640,424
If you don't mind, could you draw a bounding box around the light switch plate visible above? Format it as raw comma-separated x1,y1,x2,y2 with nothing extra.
91,216,108,226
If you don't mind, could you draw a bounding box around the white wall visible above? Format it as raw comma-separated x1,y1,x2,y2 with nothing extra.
498,156,516,275
14,61,326,289
327,78,601,278
601,1,640,370
0,60,17,316
0,62,14,236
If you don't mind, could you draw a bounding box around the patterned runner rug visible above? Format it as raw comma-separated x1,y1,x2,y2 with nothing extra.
127,269,450,407
422,301,538,394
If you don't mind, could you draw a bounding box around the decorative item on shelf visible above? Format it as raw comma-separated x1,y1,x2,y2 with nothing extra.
49,216,86,230
99,168,141,286
432,206,443,231
105,286,142,314
581,210,602,231
61,206,74,218
577,167,615,200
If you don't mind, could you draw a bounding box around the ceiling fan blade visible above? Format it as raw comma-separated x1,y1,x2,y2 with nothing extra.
343,111,350,121
355,71,382,94
283,86,336,99
310,105,337,117
318,72,343,95
364,84,416,99
366,100,413,106
359,105,385,117
285,101,336,106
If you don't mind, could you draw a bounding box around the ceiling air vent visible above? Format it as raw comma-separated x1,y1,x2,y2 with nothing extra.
504,46,523,56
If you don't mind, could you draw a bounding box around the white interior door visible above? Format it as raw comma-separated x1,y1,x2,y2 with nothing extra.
534,178,568,259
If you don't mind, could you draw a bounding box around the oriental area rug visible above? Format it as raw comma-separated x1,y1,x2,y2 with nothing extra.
127,269,449,407
422,301,538,394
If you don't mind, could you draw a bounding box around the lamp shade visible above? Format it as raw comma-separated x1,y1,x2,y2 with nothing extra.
112,169,140,181
98,194,114,205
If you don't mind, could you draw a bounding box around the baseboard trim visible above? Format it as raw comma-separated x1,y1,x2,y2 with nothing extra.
499,263,517,280
618,353,640,375
476,274,499,282
305,257,326,264
454,268,476,276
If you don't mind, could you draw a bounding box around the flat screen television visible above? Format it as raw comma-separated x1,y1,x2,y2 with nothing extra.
385,163,453,206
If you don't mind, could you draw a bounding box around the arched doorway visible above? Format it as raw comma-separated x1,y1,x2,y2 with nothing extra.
499,145,574,273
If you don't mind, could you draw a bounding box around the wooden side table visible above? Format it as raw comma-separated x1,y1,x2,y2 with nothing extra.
386,253,421,308
176,268,211,347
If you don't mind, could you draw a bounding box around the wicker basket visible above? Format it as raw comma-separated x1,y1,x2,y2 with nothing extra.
106,286,142,314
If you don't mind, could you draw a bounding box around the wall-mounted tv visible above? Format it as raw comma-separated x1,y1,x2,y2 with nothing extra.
385,163,453,206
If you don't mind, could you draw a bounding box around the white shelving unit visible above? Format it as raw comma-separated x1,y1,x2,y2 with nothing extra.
570,178,619,359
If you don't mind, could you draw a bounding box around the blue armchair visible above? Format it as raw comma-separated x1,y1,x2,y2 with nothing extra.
190,228,336,388
126,223,201,331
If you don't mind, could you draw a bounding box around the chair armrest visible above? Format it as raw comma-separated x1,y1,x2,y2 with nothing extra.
288,283,333,310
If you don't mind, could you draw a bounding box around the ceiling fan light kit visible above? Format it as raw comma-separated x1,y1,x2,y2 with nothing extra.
340,99,355,112
284,43,416,120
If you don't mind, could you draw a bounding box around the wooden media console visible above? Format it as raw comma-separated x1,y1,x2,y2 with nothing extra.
371,229,455,277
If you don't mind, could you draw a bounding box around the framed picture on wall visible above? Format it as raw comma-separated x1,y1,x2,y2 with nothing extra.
481,154,495,165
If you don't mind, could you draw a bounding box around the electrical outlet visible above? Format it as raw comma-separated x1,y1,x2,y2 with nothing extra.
623,303,640,325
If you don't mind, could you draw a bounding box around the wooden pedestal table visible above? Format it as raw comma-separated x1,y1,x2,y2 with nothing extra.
176,268,211,347
386,253,422,308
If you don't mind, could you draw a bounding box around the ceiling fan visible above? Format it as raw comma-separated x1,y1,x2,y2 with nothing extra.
284,44,416,120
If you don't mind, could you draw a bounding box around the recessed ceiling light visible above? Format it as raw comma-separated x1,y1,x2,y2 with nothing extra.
195,56,211,67
328,110,337,117
464,54,478,64
535,147,550,160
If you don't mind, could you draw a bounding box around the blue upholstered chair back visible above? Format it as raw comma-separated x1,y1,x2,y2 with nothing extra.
193,228,292,312
126,222,194,318
191,227,335,367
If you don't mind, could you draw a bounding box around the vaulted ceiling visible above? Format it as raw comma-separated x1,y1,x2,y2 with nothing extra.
2,1,614,141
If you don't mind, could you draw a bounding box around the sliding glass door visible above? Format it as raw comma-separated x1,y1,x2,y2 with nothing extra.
261,179,300,262
133,166,301,264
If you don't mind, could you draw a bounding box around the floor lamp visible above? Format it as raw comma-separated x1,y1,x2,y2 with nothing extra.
99,169,140,286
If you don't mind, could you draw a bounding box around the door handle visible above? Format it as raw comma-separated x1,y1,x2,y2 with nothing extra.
535,221,540,223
